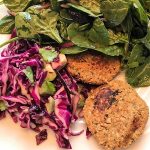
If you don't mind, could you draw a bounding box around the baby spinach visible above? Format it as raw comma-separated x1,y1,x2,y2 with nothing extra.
32,0,45,4
139,28,150,49
61,46,87,54
108,30,128,45
122,12,133,38
59,21,69,40
50,0,60,11
127,44,146,68
126,59,150,87
132,0,148,26
60,9,73,21
0,16,15,34
68,3,101,17
68,18,109,46
126,44,150,87
100,0,131,26
67,19,124,56
3,0,32,12
139,0,150,11
15,8,63,43
79,0,101,14
88,18,109,45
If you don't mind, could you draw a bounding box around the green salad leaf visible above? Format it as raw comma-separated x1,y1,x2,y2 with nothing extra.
61,46,87,54
108,30,128,45
50,0,60,11
3,0,32,12
0,100,7,111
126,59,150,87
79,0,101,14
122,12,133,38
68,3,101,17
139,27,150,49
58,21,68,40
0,16,15,34
23,66,34,83
67,18,124,56
15,8,63,43
127,44,146,68
68,18,109,46
60,9,73,21
39,47,58,62
100,0,131,26
144,0,150,11
32,0,45,4
126,44,150,87
88,18,109,45
132,0,148,26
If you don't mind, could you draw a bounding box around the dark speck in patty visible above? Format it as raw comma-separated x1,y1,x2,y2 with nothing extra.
94,88,119,111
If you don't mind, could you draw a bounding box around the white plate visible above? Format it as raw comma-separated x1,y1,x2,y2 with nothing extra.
0,4,150,150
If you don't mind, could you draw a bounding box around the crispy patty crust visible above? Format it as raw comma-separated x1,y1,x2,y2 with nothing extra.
66,52,121,85
83,80,149,150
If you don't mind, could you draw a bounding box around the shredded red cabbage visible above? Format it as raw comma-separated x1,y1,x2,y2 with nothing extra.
0,111,6,120
0,36,81,149
36,129,48,145
86,128,92,139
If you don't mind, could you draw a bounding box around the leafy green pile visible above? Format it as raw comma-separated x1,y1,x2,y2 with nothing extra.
0,0,150,87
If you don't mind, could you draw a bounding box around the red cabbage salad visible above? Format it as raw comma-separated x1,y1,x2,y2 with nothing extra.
0,0,150,149
0,31,86,148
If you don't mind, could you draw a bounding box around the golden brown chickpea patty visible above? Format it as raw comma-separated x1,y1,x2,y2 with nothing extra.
66,52,121,85
83,80,149,150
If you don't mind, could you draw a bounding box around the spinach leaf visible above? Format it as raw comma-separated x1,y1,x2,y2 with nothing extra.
68,3,101,17
134,26,150,49
139,0,150,11
32,0,45,4
39,81,56,95
126,59,150,87
15,8,63,43
122,12,133,38
23,66,34,83
15,12,38,39
127,44,146,68
78,23,90,31
60,9,73,21
108,30,128,45
100,0,131,26
79,0,101,14
144,0,150,11
3,0,32,12
88,18,109,45
67,19,124,56
132,0,148,26
68,18,109,46
59,21,68,40
0,100,7,111
39,47,58,62
138,25,150,49
50,0,60,11
126,44,150,87
0,16,15,34
61,46,87,54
